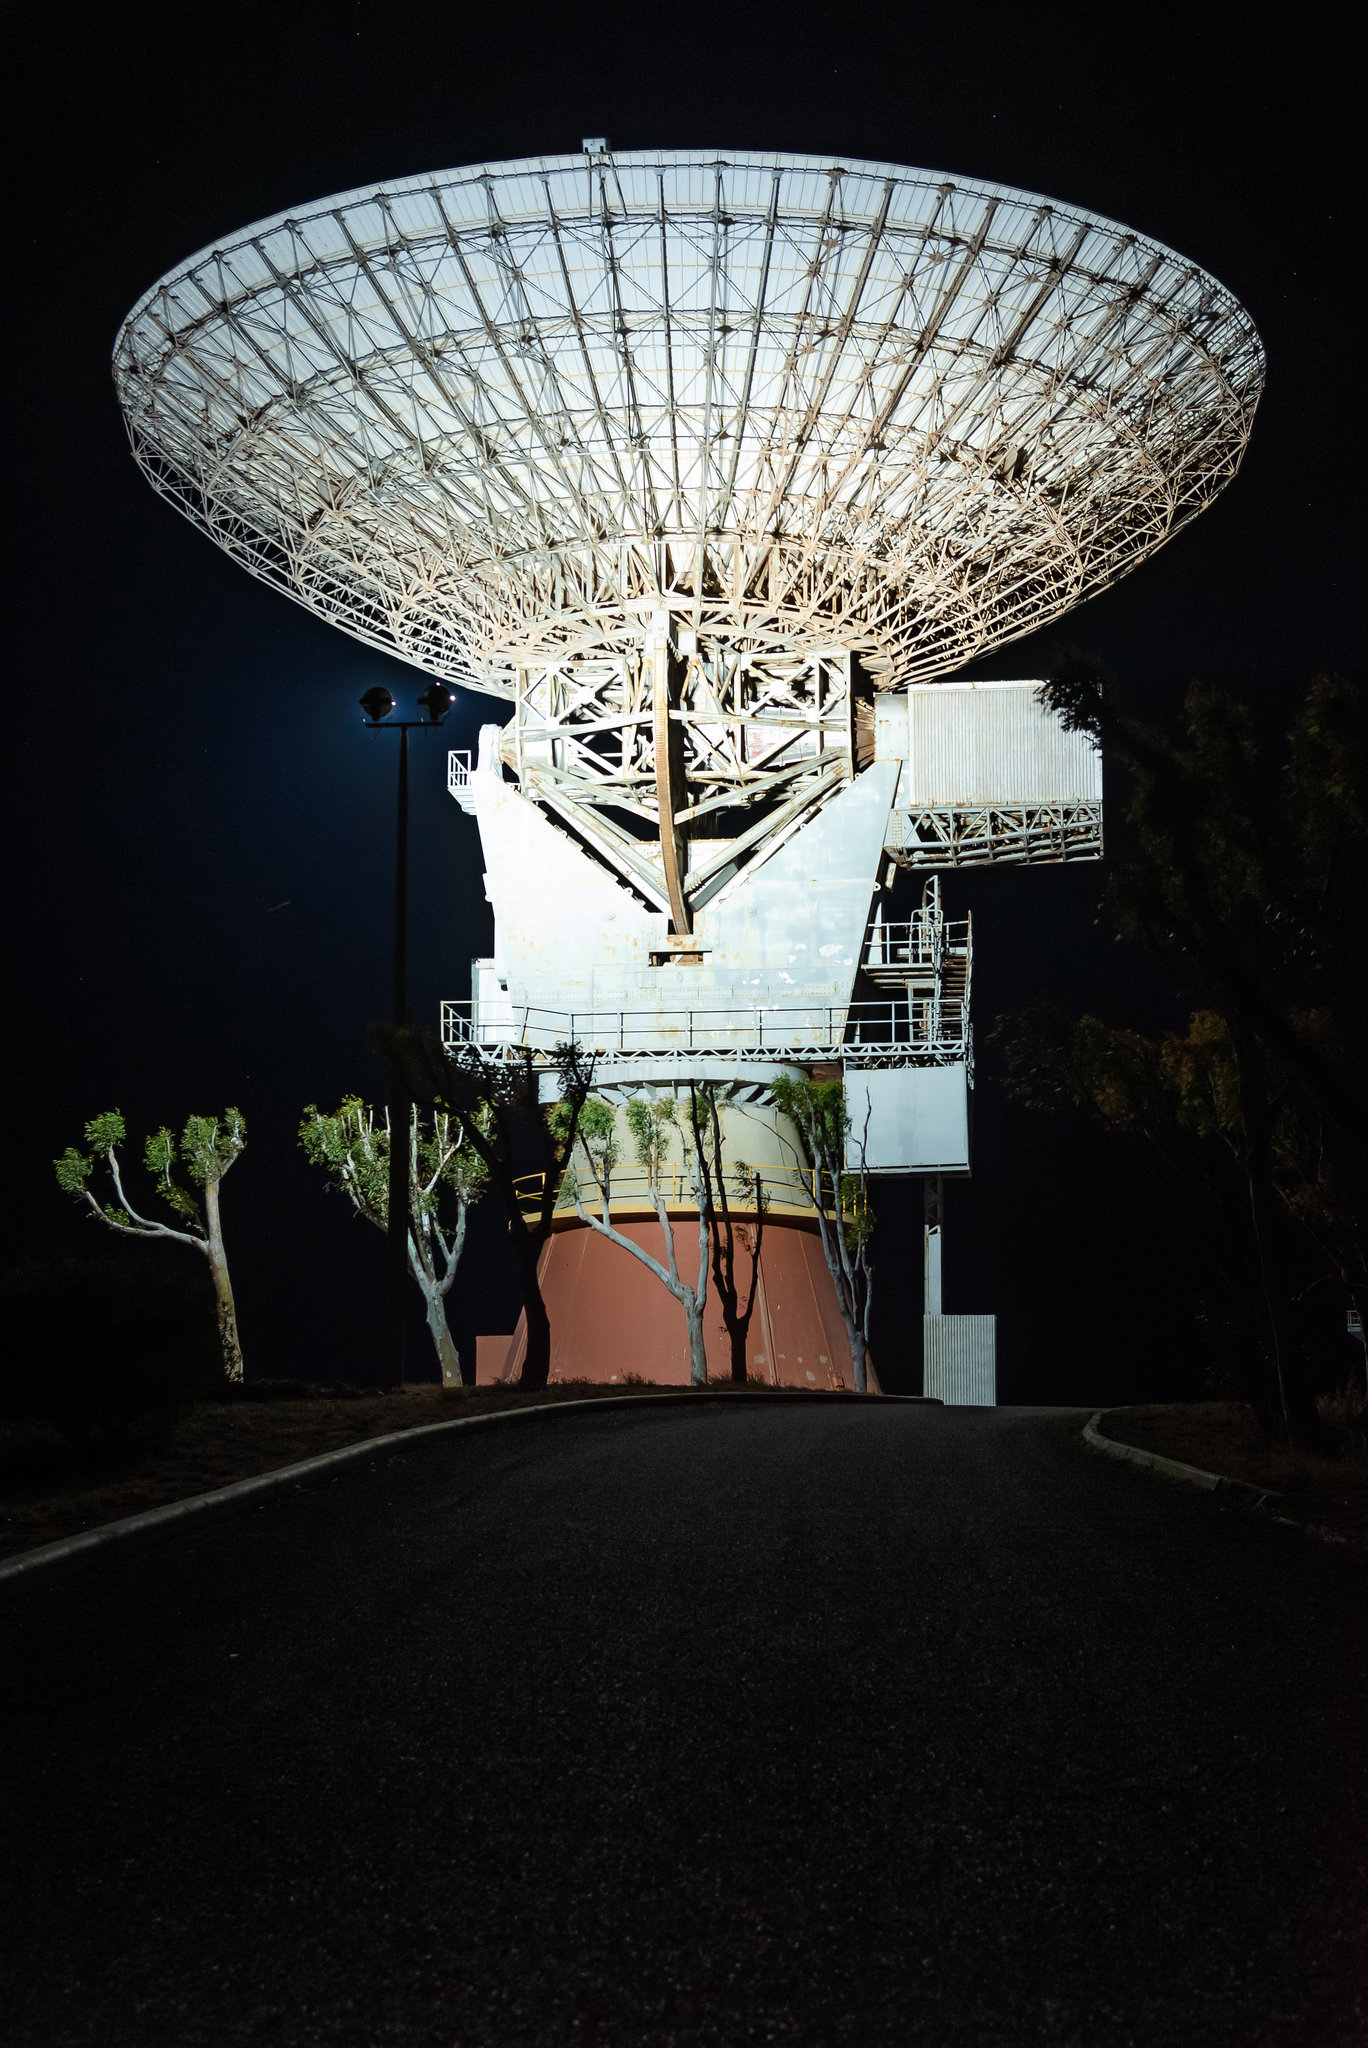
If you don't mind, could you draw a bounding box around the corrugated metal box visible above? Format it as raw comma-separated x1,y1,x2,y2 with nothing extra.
923,1315,997,1404
875,681,1101,805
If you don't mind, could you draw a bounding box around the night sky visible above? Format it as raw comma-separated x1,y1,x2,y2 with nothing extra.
3,0,1361,1398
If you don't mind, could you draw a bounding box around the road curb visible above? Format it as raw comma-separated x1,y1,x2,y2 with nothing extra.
1082,1410,1282,1506
0,1387,937,1590
1083,1410,1363,1549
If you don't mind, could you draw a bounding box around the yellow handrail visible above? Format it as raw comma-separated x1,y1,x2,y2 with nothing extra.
511,1161,851,1217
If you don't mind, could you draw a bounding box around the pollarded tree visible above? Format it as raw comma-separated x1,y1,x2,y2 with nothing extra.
299,1098,486,1385
561,1094,712,1385
686,1083,766,1384
54,1108,247,1381
390,1032,596,1391
769,1077,875,1393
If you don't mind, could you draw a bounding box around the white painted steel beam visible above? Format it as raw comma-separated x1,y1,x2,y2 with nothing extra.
114,150,1263,700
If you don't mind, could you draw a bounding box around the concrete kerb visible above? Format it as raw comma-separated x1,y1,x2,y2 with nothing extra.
0,1388,940,1591
1083,1409,1361,1548
1082,1409,1282,1507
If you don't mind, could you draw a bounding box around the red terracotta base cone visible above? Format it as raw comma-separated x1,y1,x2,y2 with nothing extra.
479,1215,875,1390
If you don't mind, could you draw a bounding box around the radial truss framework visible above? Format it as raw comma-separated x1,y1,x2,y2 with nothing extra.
113,149,1264,697
506,628,853,919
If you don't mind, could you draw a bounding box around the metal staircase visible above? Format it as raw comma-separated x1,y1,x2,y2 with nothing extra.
862,878,972,1036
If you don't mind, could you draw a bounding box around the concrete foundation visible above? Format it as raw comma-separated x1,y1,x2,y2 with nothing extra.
481,1214,873,1390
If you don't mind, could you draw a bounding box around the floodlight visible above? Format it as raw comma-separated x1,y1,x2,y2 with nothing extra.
417,682,454,723
359,686,395,724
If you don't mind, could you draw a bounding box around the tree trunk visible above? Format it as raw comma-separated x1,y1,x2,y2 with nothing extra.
1245,1154,1320,1447
695,1095,751,1383
856,1248,874,1396
690,1194,710,1387
727,1313,748,1383
202,1175,243,1382
808,1153,867,1393
716,1205,763,1384
685,1296,708,1387
510,1225,552,1389
423,1285,462,1386
574,1188,708,1387
849,1331,868,1395
1233,1029,1320,1448
520,1287,552,1389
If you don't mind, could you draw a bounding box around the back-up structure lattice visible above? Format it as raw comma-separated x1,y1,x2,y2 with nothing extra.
113,149,1263,698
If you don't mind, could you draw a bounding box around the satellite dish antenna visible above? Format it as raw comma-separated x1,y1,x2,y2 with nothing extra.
114,151,1262,1396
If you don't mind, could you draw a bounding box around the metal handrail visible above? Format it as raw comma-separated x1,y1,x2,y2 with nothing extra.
863,916,970,970
513,1161,848,1217
440,995,968,1052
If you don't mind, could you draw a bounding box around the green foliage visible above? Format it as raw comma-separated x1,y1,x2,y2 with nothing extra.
1002,659,1368,1443
771,1077,873,1262
769,1076,849,1164
53,1148,91,1197
839,1174,875,1251
625,1094,676,1176
300,1097,487,1240
767,1075,874,1383
563,1096,619,1204
55,1106,247,1239
996,1008,1168,1131
996,1003,1322,1172
1287,671,1368,875
144,1127,177,1176
301,1096,391,1224
84,1110,126,1154
1042,654,1368,998
180,1108,247,1186
143,1127,201,1224
1036,648,1109,745
1316,1378,1368,1458
578,1098,618,1146
770,1078,866,1225
544,1098,575,1150
379,1026,597,1388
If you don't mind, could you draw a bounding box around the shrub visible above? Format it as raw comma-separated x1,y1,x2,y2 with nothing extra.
0,1250,225,1451
1316,1378,1368,1459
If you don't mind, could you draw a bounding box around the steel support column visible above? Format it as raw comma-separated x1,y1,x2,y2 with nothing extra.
924,1175,944,1317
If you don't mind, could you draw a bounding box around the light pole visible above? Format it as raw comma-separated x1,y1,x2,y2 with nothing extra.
360,679,453,1387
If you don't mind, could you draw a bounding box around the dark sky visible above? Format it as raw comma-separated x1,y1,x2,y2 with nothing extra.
2,0,1362,1396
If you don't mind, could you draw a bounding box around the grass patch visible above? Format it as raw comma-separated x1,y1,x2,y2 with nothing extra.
1096,1399,1368,1540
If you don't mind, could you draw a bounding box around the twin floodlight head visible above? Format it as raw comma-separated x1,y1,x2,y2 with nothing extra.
417,683,454,722
359,685,396,724
358,682,454,725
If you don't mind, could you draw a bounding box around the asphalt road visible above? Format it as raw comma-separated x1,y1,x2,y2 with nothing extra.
2,1402,1366,2047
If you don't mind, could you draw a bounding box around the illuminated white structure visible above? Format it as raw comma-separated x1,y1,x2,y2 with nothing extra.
114,148,1263,1393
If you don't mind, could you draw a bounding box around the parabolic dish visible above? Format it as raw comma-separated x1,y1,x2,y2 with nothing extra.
113,149,1263,694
